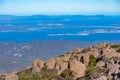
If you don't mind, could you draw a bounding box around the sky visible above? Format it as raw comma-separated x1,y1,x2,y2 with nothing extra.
0,0,120,15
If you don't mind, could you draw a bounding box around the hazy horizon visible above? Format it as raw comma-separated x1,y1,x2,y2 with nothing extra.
0,0,120,15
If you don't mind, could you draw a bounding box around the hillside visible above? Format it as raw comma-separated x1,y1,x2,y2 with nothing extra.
0,42,120,80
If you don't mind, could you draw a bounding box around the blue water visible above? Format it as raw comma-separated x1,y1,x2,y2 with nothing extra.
0,26,119,42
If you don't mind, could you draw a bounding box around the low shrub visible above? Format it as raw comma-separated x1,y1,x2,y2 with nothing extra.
79,67,106,80
17,70,42,80
60,69,76,80
110,44,120,48
88,54,97,68
41,68,59,79
117,48,120,53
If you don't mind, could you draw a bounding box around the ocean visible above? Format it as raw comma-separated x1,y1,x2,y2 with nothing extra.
0,15,120,42
0,26,120,42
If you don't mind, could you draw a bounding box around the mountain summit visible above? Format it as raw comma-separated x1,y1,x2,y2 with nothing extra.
0,42,120,80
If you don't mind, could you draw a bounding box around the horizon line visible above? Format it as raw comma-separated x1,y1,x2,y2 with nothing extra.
0,14,120,16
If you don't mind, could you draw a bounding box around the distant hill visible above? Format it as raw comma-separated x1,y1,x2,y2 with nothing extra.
0,15,120,26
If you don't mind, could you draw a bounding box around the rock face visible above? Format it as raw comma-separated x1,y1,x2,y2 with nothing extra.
45,59,56,69
32,59,44,74
0,73,18,80
69,58,86,79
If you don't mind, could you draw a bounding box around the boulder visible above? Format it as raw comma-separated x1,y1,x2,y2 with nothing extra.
102,47,118,58
88,47,100,58
25,66,32,73
94,76,107,80
78,54,89,66
96,61,105,68
106,61,120,79
62,53,71,61
0,74,5,80
86,51,99,58
45,59,56,69
83,54,89,66
91,52,99,58
102,48,110,55
105,52,117,58
56,53,72,62
108,63,119,74
69,58,86,79
0,73,18,80
55,61,68,74
73,47,83,54
32,59,44,74
88,46,98,52
97,42,107,49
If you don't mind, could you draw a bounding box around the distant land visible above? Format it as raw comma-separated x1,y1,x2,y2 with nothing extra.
0,15,120,27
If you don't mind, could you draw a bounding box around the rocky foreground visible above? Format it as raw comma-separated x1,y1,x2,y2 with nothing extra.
0,42,120,80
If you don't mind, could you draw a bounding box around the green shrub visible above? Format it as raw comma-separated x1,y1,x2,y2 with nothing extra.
17,68,59,80
66,52,72,54
117,48,120,53
59,54,64,57
41,68,59,80
88,54,96,68
110,44,120,48
17,70,42,80
80,48,91,53
73,55,79,60
76,77,89,80
62,61,69,63
111,57,119,61
76,52,81,54
60,69,76,80
82,67,106,80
